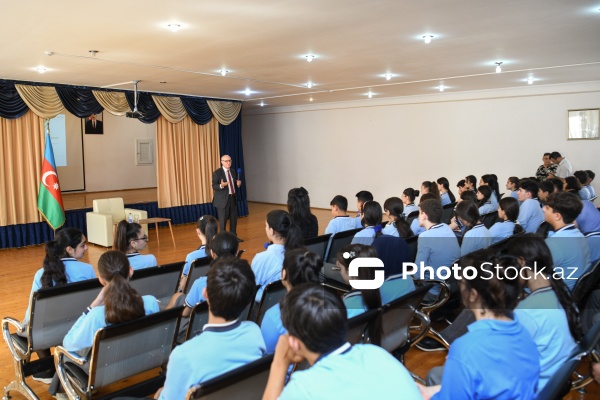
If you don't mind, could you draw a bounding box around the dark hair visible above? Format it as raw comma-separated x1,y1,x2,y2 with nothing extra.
548,178,564,192
330,195,348,211
383,197,413,238
457,179,466,189
507,234,581,340
266,210,303,251
197,215,218,250
419,198,443,224
543,152,551,158
113,220,143,252
549,151,562,160
282,248,322,287
458,249,522,318
437,177,456,203
460,190,477,203
465,175,477,189
99,251,145,324
361,201,383,236
507,176,520,189
564,176,582,193
337,244,382,313
454,201,481,232
403,188,420,203
287,187,314,226
422,181,440,198
573,171,588,186
281,283,347,354
209,231,239,258
481,174,500,200
477,185,492,207
206,257,256,321
545,192,583,224
355,190,374,204
41,228,85,288
585,170,595,181
519,179,539,198
539,180,555,195
498,197,525,236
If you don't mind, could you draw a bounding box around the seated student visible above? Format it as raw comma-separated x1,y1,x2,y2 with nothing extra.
479,174,500,210
415,199,461,302
517,179,545,233
456,179,467,196
586,232,600,265
437,177,456,206
401,187,420,217
585,170,596,198
421,180,441,199
411,193,437,236
505,176,520,201
157,257,266,400
179,215,218,292
574,170,591,200
418,251,540,400
476,185,496,215
263,283,422,400
382,197,413,238
544,192,591,291
324,195,356,235
287,187,319,240
508,235,580,390
576,198,600,234
464,175,478,192
113,220,157,270
261,249,321,354
354,190,374,228
458,189,477,204
449,201,491,256
23,228,96,384
565,176,583,198
252,210,303,301
351,201,383,246
538,180,555,206
489,197,524,244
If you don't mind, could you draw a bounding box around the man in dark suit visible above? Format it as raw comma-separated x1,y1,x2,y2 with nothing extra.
212,154,242,238
85,114,103,134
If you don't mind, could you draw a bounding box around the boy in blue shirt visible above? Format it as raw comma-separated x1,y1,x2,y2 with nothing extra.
157,257,266,400
354,190,373,228
517,179,544,233
325,195,356,234
263,283,421,400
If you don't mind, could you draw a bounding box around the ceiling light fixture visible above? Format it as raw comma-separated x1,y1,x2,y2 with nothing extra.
368,91,373,98
88,50,98,57
309,97,313,102
423,35,434,44
527,77,534,85
220,69,229,76
439,85,445,92
260,101,265,107
306,82,313,88
244,88,251,96
384,73,393,81
305,54,315,62
495,62,503,73
167,23,181,32
35,66,47,73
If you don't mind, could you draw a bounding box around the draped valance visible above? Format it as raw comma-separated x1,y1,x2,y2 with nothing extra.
0,80,242,125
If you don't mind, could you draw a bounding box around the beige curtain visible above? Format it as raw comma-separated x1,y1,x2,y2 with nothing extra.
92,90,131,116
206,100,242,125
152,96,187,123
0,111,45,226
15,85,64,119
156,115,220,208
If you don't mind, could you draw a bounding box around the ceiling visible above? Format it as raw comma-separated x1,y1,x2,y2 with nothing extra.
2,0,599,110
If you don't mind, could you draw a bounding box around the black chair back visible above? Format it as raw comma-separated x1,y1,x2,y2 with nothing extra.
372,235,412,278
130,261,184,304
183,257,212,294
405,235,419,263
346,308,379,345
481,212,498,229
253,280,287,325
406,211,419,228
536,221,554,238
325,228,362,264
303,233,332,260
572,259,600,309
186,302,210,341
441,202,456,224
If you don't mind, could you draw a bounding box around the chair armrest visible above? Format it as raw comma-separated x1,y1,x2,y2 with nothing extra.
55,345,88,400
417,279,451,314
409,310,431,347
2,316,28,361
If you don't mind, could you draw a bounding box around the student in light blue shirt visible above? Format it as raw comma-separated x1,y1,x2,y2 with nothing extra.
544,192,590,290
353,190,373,229
574,170,591,200
113,220,157,270
263,284,422,400
179,215,218,292
261,248,322,353
437,177,456,206
352,201,383,246
586,232,600,265
489,197,524,244
324,195,356,235
480,174,501,210
158,257,266,400
576,199,600,234
476,185,496,215
585,169,596,198
449,201,492,256
517,179,545,233
401,187,420,217
382,197,414,239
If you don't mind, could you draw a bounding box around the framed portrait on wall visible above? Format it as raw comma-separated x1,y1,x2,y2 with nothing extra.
83,112,104,134
568,109,599,140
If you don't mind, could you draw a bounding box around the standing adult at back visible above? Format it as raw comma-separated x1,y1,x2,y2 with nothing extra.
536,152,558,182
548,151,573,180
212,155,242,237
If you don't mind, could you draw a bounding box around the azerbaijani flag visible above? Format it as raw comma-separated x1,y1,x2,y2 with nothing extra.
38,132,65,229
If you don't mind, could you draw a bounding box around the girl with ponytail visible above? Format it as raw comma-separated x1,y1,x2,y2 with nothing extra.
437,177,456,206
179,215,218,291
489,197,524,244
62,250,160,355
401,188,420,217
352,201,384,246
382,197,413,239
261,248,322,353
113,220,157,270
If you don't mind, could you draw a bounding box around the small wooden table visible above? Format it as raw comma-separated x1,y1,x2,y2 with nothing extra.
138,217,176,247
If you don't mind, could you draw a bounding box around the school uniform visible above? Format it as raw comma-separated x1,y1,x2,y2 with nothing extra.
489,191,499,210
380,273,416,305
182,245,208,276
351,226,376,246
63,295,159,356
23,258,96,324
478,201,495,215
343,291,367,319
576,199,600,234
159,320,266,400
279,343,421,400
403,203,419,217
410,218,425,236
489,220,516,244
460,224,492,256
515,287,577,390
261,304,285,354
251,244,284,301
586,232,600,264
579,188,591,201
546,224,590,291
354,215,363,229
587,185,596,198
127,252,157,270
325,215,357,235
184,277,208,307
432,317,540,400
440,192,452,206
518,198,544,233
382,221,399,237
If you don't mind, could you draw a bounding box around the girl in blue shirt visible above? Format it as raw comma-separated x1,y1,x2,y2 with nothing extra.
401,187,420,217
382,197,413,238
449,201,492,256
179,215,218,292
489,197,524,244
476,185,496,215
436,177,456,206
113,220,157,270
352,201,383,246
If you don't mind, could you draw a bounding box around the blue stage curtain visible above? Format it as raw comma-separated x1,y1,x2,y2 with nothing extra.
55,86,104,118
0,80,29,119
218,113,248,217
125,92,161,124
180,97,213,125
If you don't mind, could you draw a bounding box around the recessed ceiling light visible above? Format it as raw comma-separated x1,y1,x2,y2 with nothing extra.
384,73,393,81
367,91,373,98
423,35,434,44
306,82,313,88
527,77,534,85
309,97,313,102
244,88,251,96
495,61,503,73
167,23,181,32
88,50,99,57
34,66,47,73
439,85,445,92
260,101,265,107
220,69,229,76
305,54,315,62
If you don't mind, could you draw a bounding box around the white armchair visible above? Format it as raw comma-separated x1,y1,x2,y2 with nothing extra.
86,198,148,247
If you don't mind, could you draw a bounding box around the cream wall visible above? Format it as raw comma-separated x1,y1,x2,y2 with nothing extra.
83,112,157,192
242,82,600,212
